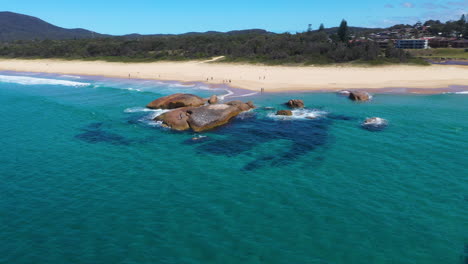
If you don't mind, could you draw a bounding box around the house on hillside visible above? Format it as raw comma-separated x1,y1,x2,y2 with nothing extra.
451,40,468,48
428,38,454,48
396,39,429,49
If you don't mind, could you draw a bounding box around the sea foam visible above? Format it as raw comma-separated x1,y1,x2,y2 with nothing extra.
0,75,90,87
267,109,328,120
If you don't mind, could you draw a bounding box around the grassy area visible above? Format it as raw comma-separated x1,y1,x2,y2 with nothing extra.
409,48,468,60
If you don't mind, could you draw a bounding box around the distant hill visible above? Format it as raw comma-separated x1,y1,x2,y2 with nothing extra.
318,26,383,35
0,11,380,42
0,11,106,41
122,29,271,39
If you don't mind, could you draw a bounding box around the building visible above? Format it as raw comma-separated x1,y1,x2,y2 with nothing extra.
428,38,453,48
396,39,429,49
451,40,468,48
377,40,391,49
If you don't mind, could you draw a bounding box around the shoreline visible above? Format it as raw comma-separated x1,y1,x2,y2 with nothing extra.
0,58,467,94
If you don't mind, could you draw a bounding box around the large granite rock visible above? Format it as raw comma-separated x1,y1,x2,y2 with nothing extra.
286,99,305,109
276,110,293,116
349,91,371,101
154,99,255,132
188,104,243,132
147,93,205,109
154,107,194,131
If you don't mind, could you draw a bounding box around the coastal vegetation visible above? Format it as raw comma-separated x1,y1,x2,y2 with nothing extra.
0,14,466,65
0,28,413,65
408,48,468,60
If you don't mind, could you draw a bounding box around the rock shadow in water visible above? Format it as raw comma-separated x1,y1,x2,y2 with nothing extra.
75,122,131,145
194,115,334,170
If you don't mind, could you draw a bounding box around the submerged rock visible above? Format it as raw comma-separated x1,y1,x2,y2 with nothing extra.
154,98,255,132
147,93,205,109
276,110,293,116
349,91,371,101
286,99,305,109
362,117,388,131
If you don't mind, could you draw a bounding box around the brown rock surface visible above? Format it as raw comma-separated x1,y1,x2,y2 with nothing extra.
349,91,371,101
276,110,293,116
208,95,218,104
187,104,242,132
286,99,305,108
154,107,194,131
147,93,205,109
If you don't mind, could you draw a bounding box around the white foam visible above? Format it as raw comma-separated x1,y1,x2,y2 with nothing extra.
168,83,195,88
267,109,328,120
60,75,81,79
125,87,142,92
136,109,171,128
362,117,388,126
455,91,468,94
0,75,90,87
230,92,259,98
218,89,235,100
124,107,169,115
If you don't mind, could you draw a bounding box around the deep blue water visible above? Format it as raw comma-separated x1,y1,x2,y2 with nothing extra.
1,72,467,264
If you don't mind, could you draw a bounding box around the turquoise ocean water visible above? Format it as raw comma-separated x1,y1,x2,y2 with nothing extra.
0,72,467,264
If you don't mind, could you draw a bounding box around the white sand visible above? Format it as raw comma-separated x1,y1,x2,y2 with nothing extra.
0,58,467,92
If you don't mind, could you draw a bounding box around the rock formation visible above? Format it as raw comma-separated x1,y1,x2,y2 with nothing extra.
276,110,293,116
349,91,371,101
152,95,255,132
147,93,205,109
286,99,305,108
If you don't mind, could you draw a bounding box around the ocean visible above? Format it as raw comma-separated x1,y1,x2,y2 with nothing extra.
0,71,467,264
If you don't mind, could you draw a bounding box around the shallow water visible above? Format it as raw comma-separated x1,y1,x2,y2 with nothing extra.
1,72,467,264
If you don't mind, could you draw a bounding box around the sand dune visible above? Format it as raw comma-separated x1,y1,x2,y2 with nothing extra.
0,58,467,92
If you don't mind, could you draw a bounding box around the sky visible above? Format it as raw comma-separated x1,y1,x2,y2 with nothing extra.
1,0,467,35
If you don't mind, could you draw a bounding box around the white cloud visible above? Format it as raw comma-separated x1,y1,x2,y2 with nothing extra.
402,2,415,8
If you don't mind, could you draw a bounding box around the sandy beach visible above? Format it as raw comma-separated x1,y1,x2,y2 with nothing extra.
0,58,467,92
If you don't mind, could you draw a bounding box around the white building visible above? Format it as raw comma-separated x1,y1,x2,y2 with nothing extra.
396,39,429,49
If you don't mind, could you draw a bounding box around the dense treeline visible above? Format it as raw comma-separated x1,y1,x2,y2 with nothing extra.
0,19,431,64
0,31,410,65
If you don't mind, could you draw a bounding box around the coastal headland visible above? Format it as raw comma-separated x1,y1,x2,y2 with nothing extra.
1,58,467,93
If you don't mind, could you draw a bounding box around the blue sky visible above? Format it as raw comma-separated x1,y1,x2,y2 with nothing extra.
2,0,467,35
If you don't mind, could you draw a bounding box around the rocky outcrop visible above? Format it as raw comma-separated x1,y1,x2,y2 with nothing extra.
154,107,194,131
349,91,371,101
276,110,293,116
286,99,304,108
208,95,218,104
153,97,255,132
226,100,255,112
147,93,205,109
188,104,243,132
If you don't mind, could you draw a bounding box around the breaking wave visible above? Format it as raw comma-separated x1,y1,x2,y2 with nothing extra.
267,109,328,120
0,75,90,87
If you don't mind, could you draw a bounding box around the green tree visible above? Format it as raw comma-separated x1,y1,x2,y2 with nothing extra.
337,19,349,42
319,23,325,31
